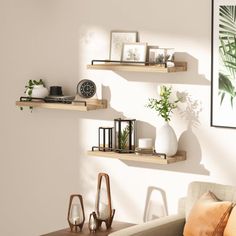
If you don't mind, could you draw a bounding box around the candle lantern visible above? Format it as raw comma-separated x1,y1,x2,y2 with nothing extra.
98,127,113,151
95,173,115,229
67,194,85,232
114,118,136,153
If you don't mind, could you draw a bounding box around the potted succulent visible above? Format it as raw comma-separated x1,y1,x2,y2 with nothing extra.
147,85,181,156
25,79,48,98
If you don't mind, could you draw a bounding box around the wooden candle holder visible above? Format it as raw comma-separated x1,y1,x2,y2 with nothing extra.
95,173,115,229
67,194,85,232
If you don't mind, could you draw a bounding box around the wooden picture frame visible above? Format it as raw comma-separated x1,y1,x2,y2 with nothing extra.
211,0,236,128
109,31,138,61
121,42,147,63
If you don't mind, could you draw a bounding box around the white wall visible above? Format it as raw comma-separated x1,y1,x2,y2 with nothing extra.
1,0,236,235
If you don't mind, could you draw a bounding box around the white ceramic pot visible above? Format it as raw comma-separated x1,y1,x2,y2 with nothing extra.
155,122,178,157
26,85,49,98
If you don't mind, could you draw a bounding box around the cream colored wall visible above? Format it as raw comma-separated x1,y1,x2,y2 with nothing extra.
1,0,236,235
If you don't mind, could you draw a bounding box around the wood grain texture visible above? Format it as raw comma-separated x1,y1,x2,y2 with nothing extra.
87,150,187,164
15,100,107,111
87,62,187,73
41,221,135,236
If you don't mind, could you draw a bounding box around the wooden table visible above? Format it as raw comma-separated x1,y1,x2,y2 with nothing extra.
41,221,135,236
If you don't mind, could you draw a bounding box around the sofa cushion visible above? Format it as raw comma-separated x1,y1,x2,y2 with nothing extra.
224,205,236,236
185,182,236,218
183,191,233,236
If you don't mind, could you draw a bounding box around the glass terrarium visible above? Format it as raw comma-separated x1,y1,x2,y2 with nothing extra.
114,118,136,153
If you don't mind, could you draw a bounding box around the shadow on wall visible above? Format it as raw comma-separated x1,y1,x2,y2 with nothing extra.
112,53,210,85
143,186,168,223
120,92,210,176
80,85,125,120
136,121,156,144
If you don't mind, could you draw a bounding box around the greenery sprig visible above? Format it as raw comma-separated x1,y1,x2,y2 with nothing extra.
119,123,133,150
147,85,180,122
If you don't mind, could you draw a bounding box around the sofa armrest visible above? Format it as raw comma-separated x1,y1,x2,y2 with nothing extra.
109,214,185,236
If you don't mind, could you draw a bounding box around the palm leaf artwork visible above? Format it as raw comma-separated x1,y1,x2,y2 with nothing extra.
219,5,236,107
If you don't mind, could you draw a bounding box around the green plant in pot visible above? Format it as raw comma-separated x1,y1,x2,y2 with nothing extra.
25,79,48,98
147,85,181,156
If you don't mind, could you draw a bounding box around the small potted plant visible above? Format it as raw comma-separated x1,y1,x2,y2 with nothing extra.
25,79,48,98
147,85,181,156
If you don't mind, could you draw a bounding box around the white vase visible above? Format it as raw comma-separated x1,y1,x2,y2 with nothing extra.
155,122,178,157
26,85,49,98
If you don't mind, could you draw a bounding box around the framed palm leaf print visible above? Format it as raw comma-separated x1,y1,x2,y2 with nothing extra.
211,0,236,128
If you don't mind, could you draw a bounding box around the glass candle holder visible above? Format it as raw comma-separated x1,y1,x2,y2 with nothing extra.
95,173,115,229
67,194,85,232
89,212,98,233
98,127,113,151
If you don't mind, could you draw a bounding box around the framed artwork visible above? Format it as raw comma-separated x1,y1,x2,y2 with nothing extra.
165,48,175,61
146,46,159,63
211,0,236,128
147,47,175,65
109,31,138,61
121,43,147,63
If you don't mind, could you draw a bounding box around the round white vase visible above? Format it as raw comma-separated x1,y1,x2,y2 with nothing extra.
26,85,49,98
155,122,178,157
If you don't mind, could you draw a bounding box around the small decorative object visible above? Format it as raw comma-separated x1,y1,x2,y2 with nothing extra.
67,194,85,232
110,31,138,61
138,138,153,149
114,118,136,153
147,85,181,156
42,86,74,103
49,86,63,96
72,79,100,106
76,79,96,99
88,212,98,233
98,127,113,151
95,173,115,229
122,43,147,63
25,79,48,98
211,1,236,128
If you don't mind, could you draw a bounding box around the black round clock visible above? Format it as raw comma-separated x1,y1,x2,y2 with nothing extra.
77,79,96,98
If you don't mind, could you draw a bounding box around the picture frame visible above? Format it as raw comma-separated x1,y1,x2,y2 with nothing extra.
146,46,159,63
109,31,138,61
121,42,147,63
147,46,175,65
211,0,236,128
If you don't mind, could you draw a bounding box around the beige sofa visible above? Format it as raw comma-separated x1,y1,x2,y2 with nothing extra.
109,181,236,236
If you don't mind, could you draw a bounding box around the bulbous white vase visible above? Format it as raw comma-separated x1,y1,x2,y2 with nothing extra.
26,85,49,98
155,122,178,157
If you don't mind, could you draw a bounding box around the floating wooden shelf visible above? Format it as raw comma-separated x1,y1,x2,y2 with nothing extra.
87,150,186,165
16,100,107,111
87,61,187,73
